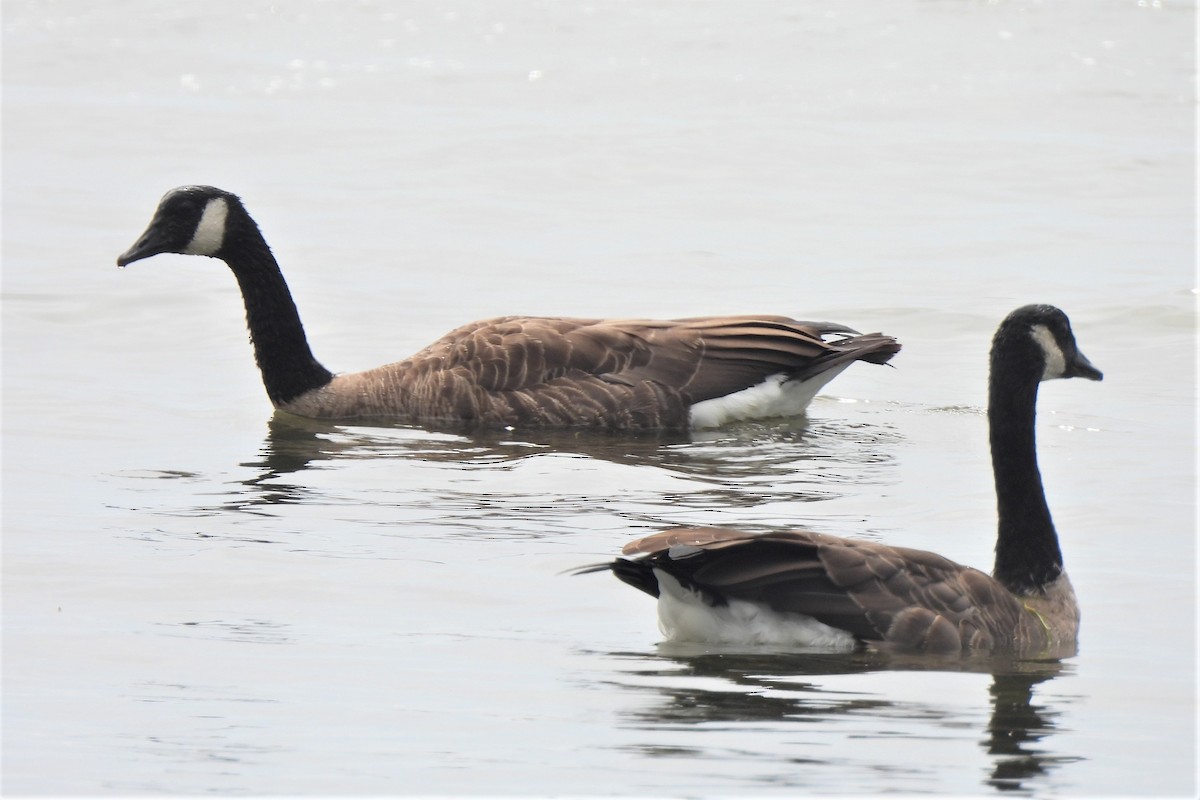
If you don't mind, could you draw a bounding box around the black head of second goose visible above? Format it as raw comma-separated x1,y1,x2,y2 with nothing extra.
988,304,1102,595
581,304,1102,654
117,186,900,431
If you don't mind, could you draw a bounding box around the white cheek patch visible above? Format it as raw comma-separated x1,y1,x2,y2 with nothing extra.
1031,324,1067,380
183,197,229,256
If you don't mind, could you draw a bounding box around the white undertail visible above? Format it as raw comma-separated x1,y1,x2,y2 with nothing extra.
688,366,851,430
653,571,858,648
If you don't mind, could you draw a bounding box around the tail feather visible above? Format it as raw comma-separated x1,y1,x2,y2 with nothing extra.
571,559,660,599
788,332,901,382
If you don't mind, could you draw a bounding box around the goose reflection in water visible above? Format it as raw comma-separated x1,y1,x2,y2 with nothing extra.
983,666,1082,792
600,647,1078,794
226,410,899,515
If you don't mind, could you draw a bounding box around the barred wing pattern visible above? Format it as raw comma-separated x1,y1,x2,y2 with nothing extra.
289,315,899,429
615,527,1051,653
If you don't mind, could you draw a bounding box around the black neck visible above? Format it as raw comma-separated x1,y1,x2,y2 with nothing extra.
219,216,334,406
989,351,1063,595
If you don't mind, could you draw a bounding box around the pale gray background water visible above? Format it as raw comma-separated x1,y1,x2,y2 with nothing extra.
3,0,1195,796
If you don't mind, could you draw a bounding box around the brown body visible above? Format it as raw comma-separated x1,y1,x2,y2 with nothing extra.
618,527,1079,655
280,315,899,430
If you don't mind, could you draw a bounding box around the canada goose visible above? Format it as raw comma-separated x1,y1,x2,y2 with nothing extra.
580,305,1102,654
116,186,900,431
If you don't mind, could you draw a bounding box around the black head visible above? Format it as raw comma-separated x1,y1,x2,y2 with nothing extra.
992,304,1103,384
117,186,242,267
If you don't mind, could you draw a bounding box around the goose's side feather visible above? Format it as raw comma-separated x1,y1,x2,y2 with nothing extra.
583,304,1101,655
118,186,900,431
284,315,898,429
607,527,1075,653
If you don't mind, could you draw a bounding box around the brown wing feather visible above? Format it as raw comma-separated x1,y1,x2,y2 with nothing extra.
299,315,898,428
417,316,647,391
619,526,1030,653
616,317,899,403
422,315,899,397
621,526,757,556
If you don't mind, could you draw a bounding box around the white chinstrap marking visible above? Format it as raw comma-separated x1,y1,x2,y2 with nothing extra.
183,197,229,256
1030,324,1067,380
688,365,851,429
653,570,858,649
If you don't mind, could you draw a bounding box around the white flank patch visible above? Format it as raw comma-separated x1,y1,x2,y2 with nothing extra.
653,571,857,649
183,197,229,256
1031,324,1067,380
688,365,851,429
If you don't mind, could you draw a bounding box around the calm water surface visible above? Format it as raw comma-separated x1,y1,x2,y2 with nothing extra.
3,0,1195,796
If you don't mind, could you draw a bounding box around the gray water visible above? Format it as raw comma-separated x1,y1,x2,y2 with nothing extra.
3,0,1196,795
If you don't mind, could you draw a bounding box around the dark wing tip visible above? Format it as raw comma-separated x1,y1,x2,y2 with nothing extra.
565,561,617,577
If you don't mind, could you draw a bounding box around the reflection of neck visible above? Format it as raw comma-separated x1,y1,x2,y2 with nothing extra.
985,672,1055,790
249,413,342,481
223,220,334,406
